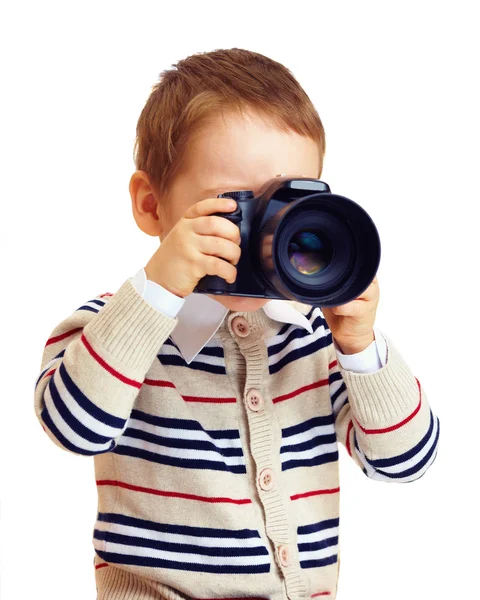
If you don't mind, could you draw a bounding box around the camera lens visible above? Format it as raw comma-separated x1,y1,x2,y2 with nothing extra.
287,230,333,275
258,191,380,306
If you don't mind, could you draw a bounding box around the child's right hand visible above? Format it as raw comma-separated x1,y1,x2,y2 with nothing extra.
144,197,242,298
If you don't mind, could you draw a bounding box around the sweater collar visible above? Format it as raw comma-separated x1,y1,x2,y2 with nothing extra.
170,292,313,364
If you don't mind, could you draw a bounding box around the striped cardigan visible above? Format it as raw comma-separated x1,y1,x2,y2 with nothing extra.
34,277,440,600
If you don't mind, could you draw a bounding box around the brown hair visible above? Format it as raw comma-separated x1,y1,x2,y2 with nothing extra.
133,48,326,203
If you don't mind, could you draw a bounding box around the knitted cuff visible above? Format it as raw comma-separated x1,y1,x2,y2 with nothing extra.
338,333,421,429
84,277,178,374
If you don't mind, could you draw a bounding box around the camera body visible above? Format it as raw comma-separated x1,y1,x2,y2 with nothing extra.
194,177,381,308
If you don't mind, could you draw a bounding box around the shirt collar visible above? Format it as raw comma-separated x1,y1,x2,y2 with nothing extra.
170,293,313,364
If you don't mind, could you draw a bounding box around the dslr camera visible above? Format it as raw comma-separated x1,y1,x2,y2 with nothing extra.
194,177,380,308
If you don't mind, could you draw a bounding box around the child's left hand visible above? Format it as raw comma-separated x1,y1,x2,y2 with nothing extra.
321,277,379,355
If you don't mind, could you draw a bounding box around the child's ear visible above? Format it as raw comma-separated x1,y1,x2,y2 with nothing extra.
129,170,164,237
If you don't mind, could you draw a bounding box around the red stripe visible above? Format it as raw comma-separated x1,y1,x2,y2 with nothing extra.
328,359,337,370
273,378,328,404
143,380,236,403
290,487,340,501
143,378,175,388
96,480,252,505
99,293,113,298
45,327,83,347
81,334,142,389
182,396,236,404
95,562,109,570
312,593,331,597
355,378,422,434
346,420,354,456
43,368,57,380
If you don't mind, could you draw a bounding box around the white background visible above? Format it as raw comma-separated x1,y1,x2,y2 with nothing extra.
1,1,478,598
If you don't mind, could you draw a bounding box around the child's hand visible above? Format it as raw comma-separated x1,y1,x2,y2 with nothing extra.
145,197,241,298
321,277,379,354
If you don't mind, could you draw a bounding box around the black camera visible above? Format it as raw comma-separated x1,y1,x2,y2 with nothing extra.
194,177,380,307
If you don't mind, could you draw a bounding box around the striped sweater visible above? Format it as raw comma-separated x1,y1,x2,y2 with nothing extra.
34,277,440,600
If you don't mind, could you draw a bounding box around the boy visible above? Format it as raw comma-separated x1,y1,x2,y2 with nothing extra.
34,48,440,599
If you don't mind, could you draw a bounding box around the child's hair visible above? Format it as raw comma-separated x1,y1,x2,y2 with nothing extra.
133,48,326,204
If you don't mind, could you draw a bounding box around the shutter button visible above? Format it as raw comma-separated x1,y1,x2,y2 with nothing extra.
259,468,275,491
232,316,250,337
246,389,264,412
278,544,290,567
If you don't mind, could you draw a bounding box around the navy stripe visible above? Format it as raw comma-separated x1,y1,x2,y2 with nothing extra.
89,299,107,307
113,445,246,474
268,310,325,356
329,373,347,400
196,346,225,358
300,555,338,569
208,429,241,440
333,397,348,418
353,417,440,480
76,299,106,312
275,319,297,339
282,415,334,439
330,373,349,417
298,537,338,553
41,408,115,456
94,549,270,574
48,376,114,444
329,371,343,386
411,449,438,481
59,362,126,429
97,512,261,538
298,518,339,535
35,349,65,388
163,339,225,359
130,409,205,431
275,322,291,338
366,410,436,467
75,305,99,313
275,306,316,336
163,338,180,351
280,433,337,454
269,333,332,375
365,420,440,480
94,530,268,557
130,409,240,439
282,451,339,471
75,306,98,313
123,427,243,457
158,354,226,375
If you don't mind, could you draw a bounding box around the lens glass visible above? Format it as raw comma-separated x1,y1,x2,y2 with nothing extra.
288,230,332,275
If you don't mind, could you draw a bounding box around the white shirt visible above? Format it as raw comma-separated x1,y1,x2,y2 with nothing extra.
130,268,387,373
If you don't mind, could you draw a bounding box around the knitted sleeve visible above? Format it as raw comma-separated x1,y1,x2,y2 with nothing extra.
33,278,178,456
328,332,440,482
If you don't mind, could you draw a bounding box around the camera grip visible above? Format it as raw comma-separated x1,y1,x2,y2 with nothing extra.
195,205,242,294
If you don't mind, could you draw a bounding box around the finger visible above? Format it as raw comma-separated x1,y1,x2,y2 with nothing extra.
332,300,366,317
193,215,241,244
265,257,274,270
263,239,273,253
197,235,242,265
185,196,237,219
202,255,237,284
354,279,379,302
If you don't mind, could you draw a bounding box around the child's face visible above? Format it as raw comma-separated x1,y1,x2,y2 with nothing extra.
161,107,321,312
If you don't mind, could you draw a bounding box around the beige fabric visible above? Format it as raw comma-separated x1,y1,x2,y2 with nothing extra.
35,278,438,600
